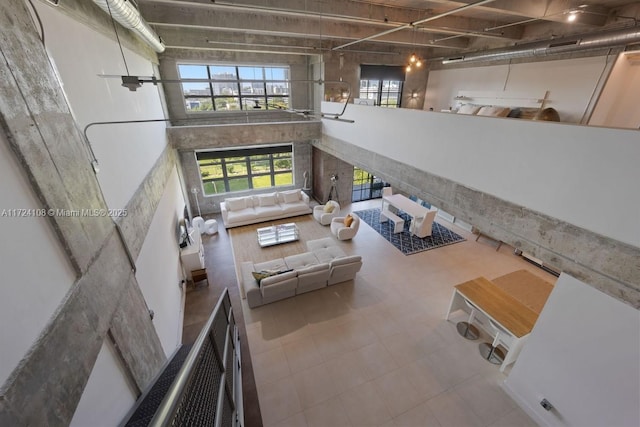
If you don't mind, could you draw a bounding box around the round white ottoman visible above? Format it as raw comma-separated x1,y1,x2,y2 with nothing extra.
192,216,205,234
204,219,218,235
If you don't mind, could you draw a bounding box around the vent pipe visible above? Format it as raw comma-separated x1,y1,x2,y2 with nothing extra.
92,0,165,53
442,26,640,64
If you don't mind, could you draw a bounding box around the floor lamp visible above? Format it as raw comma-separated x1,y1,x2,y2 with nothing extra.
191,187,202,217
328,174,339,202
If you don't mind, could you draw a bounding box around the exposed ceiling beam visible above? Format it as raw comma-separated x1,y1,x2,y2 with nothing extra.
139,0,524,44
137,0,632,61
331,0,499,51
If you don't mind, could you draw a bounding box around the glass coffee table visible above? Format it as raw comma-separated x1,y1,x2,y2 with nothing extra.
257,223,299,247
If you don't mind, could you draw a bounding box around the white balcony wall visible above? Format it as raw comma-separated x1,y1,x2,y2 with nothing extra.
321,102,640,248
503,274,640,427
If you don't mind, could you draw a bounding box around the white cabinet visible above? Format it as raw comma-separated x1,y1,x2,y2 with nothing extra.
180,228,205,280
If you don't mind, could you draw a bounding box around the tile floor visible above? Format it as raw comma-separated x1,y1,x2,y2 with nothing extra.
239,199,550,427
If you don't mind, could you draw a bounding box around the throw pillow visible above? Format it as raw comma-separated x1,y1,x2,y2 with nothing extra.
323,203,334,213
456,104,481,115
226,197,246,211
258,193,276,207
343,214,353,227
282,191,299,204
252,270,276,285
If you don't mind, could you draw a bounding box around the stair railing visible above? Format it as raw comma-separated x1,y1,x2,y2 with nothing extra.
149,288,242,427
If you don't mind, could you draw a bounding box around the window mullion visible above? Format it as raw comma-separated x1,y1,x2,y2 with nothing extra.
236,66,243,111
220,159,230,193
246,157,252,189
269,154,275,187
208,66,216,111
264,80,268,110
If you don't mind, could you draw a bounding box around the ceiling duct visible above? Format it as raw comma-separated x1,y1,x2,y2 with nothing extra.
92,0,165,53
442,26,640,64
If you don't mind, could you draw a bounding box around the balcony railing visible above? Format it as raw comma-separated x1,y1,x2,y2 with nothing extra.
147,288,242,427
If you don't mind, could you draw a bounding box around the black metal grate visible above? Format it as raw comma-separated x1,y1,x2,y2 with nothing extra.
221,389,234,427
126,289,239,427
124,344,193,427
170,339,221,426
211,307,228,363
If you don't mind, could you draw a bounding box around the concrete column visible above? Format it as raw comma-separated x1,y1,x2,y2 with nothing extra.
312,147,353,206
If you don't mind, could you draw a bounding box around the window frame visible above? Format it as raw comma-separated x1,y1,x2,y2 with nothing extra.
196,145,294,196
178,63,291,113
359,79,403,108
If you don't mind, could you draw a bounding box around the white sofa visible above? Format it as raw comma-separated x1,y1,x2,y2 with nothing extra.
240,237,363,308
220,189,312,228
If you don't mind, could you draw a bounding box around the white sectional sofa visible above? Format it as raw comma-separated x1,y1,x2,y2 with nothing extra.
220,188,312,228
240,237,363,308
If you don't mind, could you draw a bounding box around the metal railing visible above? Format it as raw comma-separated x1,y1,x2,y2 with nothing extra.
149,288,242,427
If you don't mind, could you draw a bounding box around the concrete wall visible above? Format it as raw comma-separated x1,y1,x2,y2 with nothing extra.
318,102,639,308
170,121,320,214
311,147,354,205
0,2,182,424
322,51,428,110
159,49,312,119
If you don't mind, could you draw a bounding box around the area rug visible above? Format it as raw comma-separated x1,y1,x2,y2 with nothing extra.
353,208,466,255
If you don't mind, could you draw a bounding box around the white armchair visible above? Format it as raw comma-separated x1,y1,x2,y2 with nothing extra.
330,213,360,241
313,200,341,225
410,210,438,238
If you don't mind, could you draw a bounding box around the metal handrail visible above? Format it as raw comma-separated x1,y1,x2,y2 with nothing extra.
148,288,231,426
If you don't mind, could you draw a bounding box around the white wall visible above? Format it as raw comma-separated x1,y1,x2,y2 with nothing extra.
589,50,640,129
0,131,77,386
69,339,137,427
503,274,640,427
36,3,168,211
425,56,611,123
135,170,186,356
321,103,640,248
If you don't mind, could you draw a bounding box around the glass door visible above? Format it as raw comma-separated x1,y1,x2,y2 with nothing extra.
352,167,384,202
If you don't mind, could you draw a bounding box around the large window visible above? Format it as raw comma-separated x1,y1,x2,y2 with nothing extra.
359,65,405,108
178,64,290,112
359,80,403,108
197,146,293,195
